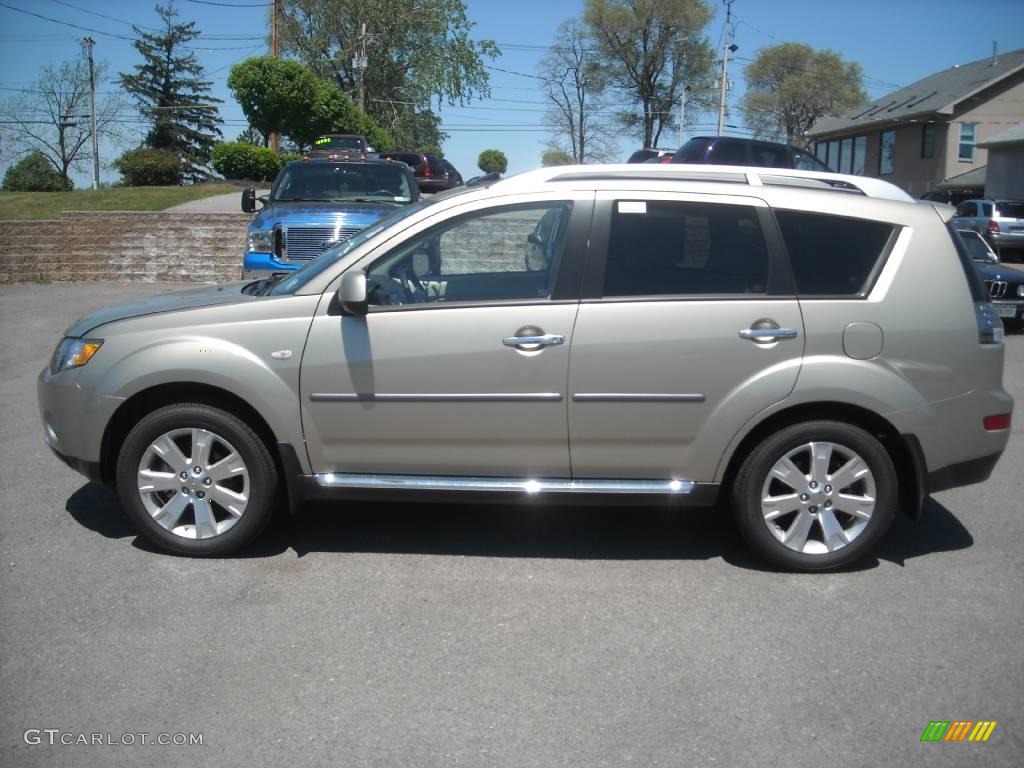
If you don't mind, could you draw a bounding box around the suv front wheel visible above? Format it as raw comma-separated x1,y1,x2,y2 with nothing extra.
116,403,279,556
732,421,897,571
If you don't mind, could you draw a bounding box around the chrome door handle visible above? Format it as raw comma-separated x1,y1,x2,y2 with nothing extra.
739,327,798,340
503,334,565,347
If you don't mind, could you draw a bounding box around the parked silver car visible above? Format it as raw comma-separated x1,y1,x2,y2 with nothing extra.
952,198,1024,255
38,164,1013,570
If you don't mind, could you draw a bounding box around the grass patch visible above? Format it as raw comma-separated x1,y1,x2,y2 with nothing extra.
0,183,249,220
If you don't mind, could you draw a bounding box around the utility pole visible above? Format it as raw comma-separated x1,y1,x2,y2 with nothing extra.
716,0,735,136
354,22,368,111
82,37,99,190
269,0,280,151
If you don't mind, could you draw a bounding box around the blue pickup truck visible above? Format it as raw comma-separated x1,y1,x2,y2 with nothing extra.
241,156,420,279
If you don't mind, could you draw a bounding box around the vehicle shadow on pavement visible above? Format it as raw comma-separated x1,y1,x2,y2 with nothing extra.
65,483,973,571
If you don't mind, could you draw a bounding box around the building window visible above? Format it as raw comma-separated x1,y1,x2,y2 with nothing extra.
879,130,895,175
958,122,977,162
852,136,866,175
828,139,840,171
816,142,828,165
921,123,935,159
839,138,853,173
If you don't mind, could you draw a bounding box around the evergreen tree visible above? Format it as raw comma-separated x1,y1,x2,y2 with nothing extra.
120,2,223,182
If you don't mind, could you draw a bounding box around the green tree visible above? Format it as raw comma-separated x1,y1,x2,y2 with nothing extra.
287,77,394,152
2,151,68,191
540,19,616,163
0,58,122,191
541,150,574,166
278,0,498,150
477,149,508,174
584,0,716,148
120,2,223,182
742,43,867,145
228,57,317,146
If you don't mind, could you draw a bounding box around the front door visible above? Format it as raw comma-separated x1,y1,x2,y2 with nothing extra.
568,194,804,482
301,196,591,478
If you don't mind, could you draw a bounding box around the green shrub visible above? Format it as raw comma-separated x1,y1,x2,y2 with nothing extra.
541,150,573,166
477,149,508,175
2,152,68,191
114,148,180,186
211,142,283,182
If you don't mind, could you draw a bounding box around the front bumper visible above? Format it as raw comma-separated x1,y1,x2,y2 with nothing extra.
242,251,301,280
37,366,124,482
992,299,1024,320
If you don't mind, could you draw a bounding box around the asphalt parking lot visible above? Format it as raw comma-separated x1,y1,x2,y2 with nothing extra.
1,281,1022,768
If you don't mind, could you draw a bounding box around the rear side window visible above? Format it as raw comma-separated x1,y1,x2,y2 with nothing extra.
710,140,749,165
674,138,713,162
752,144,790,167
995,201,1024,219
776,210,895,296
603,201,769,297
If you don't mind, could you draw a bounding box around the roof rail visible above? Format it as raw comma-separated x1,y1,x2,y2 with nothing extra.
495,164,914,202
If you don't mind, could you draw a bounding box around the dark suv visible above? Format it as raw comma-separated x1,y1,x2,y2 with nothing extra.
672,136,831,172
377,151,455,192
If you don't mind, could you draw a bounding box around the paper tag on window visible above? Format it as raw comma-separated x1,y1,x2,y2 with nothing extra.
617,201,647,214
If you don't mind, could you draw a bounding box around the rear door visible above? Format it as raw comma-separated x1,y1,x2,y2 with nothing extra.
567,193,804,483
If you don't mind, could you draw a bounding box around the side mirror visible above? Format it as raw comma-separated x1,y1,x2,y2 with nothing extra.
338,270,368,316
241,188,256,213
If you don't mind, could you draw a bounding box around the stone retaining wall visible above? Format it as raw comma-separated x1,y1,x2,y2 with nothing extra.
0,212,250,283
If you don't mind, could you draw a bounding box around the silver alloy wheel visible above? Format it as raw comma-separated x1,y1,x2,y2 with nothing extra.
136,428,250,540
760,441,876,555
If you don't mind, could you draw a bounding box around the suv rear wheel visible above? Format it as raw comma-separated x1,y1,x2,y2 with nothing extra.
116,403,279,556
732,420,896,571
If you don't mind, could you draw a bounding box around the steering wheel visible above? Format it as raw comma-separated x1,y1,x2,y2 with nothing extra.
399,263,427,299
369,189,395,197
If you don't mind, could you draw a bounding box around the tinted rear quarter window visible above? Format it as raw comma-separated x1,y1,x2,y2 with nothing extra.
604,201,769,297
752,143,790,168
776,210,895,295
710,140,749,165
995,201,1024,219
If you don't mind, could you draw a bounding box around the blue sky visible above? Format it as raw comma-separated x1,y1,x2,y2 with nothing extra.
1,0,1022,187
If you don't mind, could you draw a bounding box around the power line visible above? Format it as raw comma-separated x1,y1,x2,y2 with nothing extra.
46,0,160,32
185,0,272,6
0,2,132,40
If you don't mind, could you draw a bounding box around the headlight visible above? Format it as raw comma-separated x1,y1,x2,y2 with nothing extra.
247,229,273,253
49,338,103,375
1017,284,1024,297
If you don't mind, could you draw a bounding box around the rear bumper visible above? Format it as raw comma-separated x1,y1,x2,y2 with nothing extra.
928,451,1004,494
990,231,1024,247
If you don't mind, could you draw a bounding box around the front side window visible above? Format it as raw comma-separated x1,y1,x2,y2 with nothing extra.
958,122,977,162
603,201,769,297
879,130,895,175
776,210,896,296
365,203,571,307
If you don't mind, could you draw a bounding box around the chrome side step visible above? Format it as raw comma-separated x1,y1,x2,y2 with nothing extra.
315,473,695,495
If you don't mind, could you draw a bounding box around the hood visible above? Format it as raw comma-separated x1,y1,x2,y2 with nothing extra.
976,262,1024,282
64,281,256,338
250,200,402,231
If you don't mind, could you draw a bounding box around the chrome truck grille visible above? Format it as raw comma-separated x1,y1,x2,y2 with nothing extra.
985,280,1007,299
281,225,362,261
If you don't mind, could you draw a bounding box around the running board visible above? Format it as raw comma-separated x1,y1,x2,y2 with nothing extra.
315,473,696,495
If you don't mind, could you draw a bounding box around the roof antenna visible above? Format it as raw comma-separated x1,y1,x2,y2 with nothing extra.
991,41,998,66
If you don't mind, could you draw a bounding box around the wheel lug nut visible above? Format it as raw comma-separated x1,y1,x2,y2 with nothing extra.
800,493,809,501
809,481,818,489
196,491,205,499
203,478,212,486
181,487,189,495
824,501,832,508
179,471,188,480
193,466,202,475
809,505,818,514
825,485,833,494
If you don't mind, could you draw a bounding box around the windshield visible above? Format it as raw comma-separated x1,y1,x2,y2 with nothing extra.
313,136,365,151
957,229,998,263
271,163,412,203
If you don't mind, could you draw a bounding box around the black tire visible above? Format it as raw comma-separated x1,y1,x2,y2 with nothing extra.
115,403,279,556
731,420,897,571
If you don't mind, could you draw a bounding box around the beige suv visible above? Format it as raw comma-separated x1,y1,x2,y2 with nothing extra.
37,165,1013,570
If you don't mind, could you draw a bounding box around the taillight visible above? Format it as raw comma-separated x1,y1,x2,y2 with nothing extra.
423,161,432,176
983,413,1012,431
659,155,673,164
987,220,999,233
